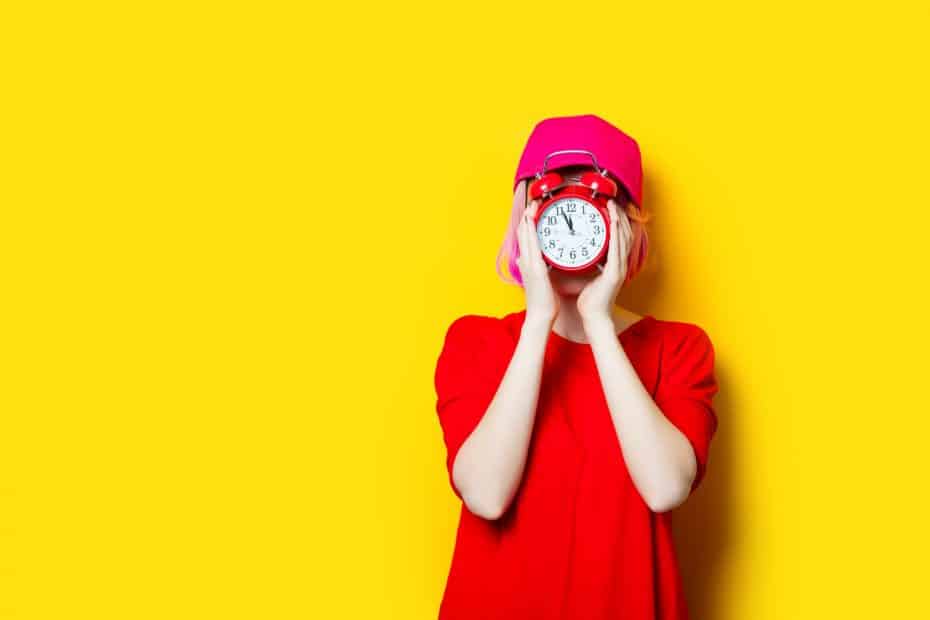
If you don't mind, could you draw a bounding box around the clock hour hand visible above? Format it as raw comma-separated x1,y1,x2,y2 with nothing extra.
561,211,574,235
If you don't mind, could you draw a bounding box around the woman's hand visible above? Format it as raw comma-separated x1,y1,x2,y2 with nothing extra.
577,199,632,324
516,199,560,326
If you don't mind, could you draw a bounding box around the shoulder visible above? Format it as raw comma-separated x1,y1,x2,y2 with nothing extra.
435,313,520,382
442,313,503,341
440,311,521,351
650,317,715,360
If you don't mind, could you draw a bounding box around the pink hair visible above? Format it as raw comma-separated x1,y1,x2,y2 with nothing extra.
495,178,651,287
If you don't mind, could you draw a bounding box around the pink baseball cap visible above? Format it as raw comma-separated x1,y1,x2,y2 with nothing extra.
513,114,643,207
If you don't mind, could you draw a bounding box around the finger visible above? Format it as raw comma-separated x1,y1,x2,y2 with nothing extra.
613,204,625,246
614,207,624,270
617,208,632,277
526,199,540,219
618,207,632,263
524,204,546,267
604,201,620,275
516,212,529,269
524,200,539,256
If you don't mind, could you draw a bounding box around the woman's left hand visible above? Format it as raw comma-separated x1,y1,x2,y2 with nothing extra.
577,199,632,324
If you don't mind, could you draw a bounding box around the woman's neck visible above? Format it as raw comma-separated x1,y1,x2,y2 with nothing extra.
550,301,634,343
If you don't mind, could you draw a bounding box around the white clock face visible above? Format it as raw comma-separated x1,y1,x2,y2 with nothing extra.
536,197,608,268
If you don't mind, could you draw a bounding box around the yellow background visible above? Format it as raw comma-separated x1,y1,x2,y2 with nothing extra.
2,1,929,618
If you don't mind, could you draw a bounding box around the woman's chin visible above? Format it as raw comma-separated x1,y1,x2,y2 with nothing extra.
554,285,583,297
551,272,597,296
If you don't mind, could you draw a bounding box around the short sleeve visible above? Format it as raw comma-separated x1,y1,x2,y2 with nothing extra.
433,315,510,502
654,324,720,495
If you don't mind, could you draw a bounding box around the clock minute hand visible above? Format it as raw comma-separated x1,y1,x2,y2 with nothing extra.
561,211,574,235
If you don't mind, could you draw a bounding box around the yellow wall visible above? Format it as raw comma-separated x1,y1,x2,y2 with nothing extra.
2,1,929,618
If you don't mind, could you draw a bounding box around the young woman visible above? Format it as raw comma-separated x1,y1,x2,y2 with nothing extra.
433,114,719,619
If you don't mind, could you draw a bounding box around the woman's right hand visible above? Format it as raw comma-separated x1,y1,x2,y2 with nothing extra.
516,199,560,326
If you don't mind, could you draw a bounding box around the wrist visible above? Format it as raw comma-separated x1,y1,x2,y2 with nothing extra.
581,314,616,340
580,311,612,330
523,312,555,334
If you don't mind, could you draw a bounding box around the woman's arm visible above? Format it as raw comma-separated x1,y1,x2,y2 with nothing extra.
576,199,701,512
451,198,559,520
452,313,552,520
585,317,698,512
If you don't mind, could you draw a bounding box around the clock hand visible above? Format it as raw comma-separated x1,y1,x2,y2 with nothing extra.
561,211,574,235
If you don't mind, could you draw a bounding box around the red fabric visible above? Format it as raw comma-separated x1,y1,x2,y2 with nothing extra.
433,309,719,619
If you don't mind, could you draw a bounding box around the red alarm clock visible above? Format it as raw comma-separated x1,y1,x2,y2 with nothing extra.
528,149,620,272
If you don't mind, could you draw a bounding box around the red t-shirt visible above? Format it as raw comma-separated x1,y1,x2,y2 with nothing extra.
433,308,718,619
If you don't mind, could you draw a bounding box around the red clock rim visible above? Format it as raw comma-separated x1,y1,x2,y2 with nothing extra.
532,186,610,272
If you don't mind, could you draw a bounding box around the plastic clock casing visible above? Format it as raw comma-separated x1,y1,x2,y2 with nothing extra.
532,184,611,272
